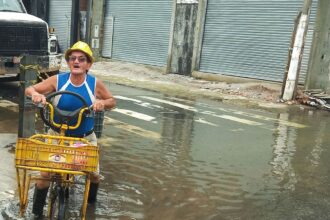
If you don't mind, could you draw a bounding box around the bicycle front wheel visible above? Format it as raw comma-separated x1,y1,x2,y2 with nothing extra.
49,185,66,220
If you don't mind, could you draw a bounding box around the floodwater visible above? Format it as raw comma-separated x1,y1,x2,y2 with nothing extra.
1,82,330,219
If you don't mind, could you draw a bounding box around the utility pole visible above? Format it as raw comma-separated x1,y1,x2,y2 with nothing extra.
18,56,38,138
282,0,312,101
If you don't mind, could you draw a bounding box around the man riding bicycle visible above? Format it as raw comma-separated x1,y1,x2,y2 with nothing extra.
25,41,116,219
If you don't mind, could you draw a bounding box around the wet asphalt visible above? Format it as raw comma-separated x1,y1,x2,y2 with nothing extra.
1,81,330,219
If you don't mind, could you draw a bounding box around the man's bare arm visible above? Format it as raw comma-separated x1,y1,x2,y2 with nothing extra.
25,75,57,104
94,79,116,111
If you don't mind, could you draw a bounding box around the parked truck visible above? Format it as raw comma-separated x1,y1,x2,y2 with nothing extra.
0,0,62,81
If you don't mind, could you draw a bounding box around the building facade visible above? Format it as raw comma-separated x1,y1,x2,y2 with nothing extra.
27,0,320,85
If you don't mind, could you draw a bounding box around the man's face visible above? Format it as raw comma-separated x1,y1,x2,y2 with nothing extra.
67,51,92,75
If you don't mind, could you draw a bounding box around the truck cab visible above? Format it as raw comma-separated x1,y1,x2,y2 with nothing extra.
0,0,62,80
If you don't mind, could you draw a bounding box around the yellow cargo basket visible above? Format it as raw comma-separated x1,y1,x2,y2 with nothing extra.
15,134,99,173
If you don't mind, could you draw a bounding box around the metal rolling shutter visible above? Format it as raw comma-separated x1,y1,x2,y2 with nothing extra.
103,0,172,66
48,0,72,53
299,0,318,84
199,0,306,82
102,16,114,58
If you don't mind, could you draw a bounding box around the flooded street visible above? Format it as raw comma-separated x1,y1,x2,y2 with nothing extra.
1,82,330,219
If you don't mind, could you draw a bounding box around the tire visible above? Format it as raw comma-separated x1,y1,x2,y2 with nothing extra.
49,185,66,220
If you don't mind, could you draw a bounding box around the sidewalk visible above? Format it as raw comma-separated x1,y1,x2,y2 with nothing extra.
66,60,288,110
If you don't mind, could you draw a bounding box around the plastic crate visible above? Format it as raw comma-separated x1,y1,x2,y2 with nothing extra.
15,135,99,172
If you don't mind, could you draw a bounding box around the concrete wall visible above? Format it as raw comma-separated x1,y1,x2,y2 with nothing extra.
167,3,198,76
305,0,330,92
89,0,105,60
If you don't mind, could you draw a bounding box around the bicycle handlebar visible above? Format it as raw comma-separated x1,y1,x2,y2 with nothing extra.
38,91,92,134
41,103,91,131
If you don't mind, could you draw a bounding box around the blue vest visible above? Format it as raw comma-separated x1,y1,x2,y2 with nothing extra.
54,72,96,135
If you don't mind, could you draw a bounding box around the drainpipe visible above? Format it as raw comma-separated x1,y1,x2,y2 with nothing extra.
282,0,312,101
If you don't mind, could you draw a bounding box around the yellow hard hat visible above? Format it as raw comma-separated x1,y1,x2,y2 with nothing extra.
65,41,94,63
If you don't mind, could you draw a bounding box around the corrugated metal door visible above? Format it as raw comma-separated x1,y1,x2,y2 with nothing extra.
103,0,172,66
102,16,114,58
199,0,307,82
48,0,72,53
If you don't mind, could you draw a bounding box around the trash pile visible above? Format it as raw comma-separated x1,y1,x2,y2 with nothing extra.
296,89,330,110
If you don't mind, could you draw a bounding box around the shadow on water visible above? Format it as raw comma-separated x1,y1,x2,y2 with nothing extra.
1,83,330,219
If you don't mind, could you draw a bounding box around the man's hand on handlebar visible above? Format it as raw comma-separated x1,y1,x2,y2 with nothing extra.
93,100,105,112
31,92,47,105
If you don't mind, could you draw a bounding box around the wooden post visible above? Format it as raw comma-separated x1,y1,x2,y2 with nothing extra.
282,0,313,101
18,56,38,138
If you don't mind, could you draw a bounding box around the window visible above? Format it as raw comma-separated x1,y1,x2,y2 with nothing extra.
0,0,25,13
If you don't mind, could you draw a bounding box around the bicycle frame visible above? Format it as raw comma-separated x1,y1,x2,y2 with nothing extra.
16,135,98,219
15,92,99,220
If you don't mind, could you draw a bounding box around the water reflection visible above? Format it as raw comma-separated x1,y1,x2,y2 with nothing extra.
252,109,330,220
149,105,198,220
2,88,330,219
100,99,330,220
271,113,297,190
308,120,326,167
